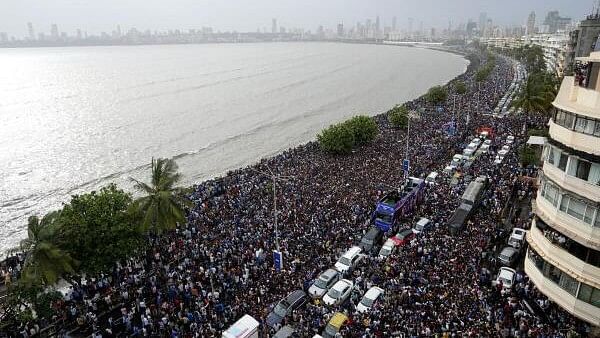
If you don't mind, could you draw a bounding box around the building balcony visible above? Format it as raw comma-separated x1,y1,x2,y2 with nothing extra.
543,161,600,202
549,120,600,157
535,196,600,251
553,76,600,120
527,219,600,287
524,253,600,325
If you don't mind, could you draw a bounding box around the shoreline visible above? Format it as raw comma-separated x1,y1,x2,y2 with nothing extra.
0,44,471,256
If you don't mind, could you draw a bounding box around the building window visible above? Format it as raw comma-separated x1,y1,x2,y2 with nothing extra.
558,153,568,171
576,160,591,180
541,182,559,206
577,284,600,308
559,273,579,296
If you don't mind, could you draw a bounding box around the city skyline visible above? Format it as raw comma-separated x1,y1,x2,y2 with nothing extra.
1,0,594,39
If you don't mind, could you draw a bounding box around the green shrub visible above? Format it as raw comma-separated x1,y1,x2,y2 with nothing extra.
425,86,448,104
387,105,409,128
454,81,467,94
346,115,378,145
519,145,539,167
317,122,355,154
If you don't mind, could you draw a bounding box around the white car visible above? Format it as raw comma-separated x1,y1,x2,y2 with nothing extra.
471,138,481,146
334,246,362,274
450,154,463,168
322,279,353,306
378,238,396,259
480,144,490,153
508,228,528,249
463,148,475,158
412,217,431,234
356,286,384,313
506,135,515,144
483,139,492,146
502,145,510,152
494,267,516,290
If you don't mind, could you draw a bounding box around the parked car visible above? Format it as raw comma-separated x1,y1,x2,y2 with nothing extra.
322,279,354,306
471,138,481,146
412,217,432,234
359,227,384,253
502,145,510,152
378,238,396,259
508,228,528,249
308,269,341,299
498,246,519,266
506,135,515,144
494,267,516,290
479,144,490,153
322,313,349,338
450,154,463,168
334,246,363,274
483,139,492,146
266,290,307,328
356,286,385,313
391,229,415,247
425,171,439,185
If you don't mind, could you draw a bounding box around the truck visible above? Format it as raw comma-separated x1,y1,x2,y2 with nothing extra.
448,176,489,234
372,177,426,232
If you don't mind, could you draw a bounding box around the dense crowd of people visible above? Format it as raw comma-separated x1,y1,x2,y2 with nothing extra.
4,51,592,338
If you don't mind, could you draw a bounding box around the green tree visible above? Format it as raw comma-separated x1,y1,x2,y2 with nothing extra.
131,158,187,234
387,105,409,128
317,122,355,154
346,115,378,145
58,184,143,274
519,145,539,167
454,81,467,94
425,86,448,104
512,76,551,115
17,213,77,286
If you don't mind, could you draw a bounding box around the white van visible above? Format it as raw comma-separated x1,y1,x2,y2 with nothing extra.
334,246,362,274
222,315,259,338
425,171,438,185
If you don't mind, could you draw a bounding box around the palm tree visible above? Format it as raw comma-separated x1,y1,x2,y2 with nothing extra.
512,76,550,115
131,158,187,234
17,213,77,286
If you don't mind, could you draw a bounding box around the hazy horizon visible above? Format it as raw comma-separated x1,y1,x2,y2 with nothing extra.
1,0,595,38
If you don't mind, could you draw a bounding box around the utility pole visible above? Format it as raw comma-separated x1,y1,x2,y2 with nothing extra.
250,166,294,271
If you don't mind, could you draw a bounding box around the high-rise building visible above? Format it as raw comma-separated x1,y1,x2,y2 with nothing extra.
0,32,8,43
375,16,381,38
564,11,600,75
392,16,397,32
50,24,59,41
527,11,536,36
27,22,35,41
337,23,344,37
408,17,414,37
479,12,487,36
76,29,82,40
544,10,572,34
272,18,277,34
525,44,600,325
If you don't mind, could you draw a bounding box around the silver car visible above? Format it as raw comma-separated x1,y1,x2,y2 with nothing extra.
308,269,340,299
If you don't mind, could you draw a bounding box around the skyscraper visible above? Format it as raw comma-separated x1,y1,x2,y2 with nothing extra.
375,16,381,38
337,23,344,37
27,22,35,41
50,24,59,41
479,12,487,35
392,16,397,32
408,17,414,37
272,18,277,34
544,11,571,34
527,11,536,36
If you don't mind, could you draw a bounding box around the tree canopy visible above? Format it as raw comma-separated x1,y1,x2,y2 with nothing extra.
387,105,409,128
317,115,378,154
425,86,448,104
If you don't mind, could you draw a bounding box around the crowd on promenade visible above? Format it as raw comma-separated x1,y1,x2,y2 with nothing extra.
4,52,592,338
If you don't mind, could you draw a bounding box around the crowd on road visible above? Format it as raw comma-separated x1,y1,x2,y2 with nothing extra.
6,51,592,338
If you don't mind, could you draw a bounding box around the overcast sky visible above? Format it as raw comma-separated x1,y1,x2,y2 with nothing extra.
1,0,595,37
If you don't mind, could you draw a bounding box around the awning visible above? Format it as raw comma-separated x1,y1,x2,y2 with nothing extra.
526,136,547,146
